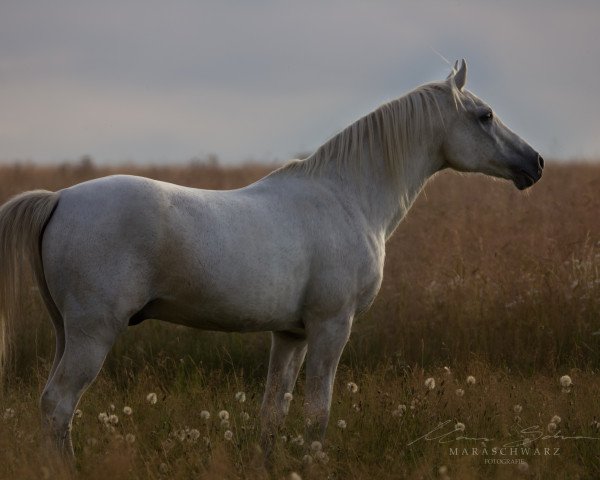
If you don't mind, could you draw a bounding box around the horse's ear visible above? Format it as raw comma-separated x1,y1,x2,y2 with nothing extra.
454,59,467,91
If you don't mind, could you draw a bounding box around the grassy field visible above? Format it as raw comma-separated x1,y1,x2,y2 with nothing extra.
1,160,600,479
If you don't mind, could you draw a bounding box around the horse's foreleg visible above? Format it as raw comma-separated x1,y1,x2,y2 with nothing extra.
259,331,307,456
40,315,120,459
303,313,352,445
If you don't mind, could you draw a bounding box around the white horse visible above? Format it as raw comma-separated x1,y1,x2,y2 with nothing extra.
0,60,542,458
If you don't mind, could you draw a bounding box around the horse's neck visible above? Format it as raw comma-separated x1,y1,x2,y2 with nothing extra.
316,142,442,240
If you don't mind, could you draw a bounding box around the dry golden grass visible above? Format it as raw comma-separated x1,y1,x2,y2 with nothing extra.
1,160,600,479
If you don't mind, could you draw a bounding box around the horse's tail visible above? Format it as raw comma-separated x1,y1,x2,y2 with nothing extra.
0,190,60,384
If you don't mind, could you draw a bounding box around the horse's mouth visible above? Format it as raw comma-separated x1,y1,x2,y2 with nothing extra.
512,171,536,190
512,168,542,190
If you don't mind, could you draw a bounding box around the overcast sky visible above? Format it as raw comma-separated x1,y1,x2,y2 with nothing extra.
0,1,598,164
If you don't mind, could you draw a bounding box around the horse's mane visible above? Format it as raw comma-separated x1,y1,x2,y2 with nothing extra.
278,80,464,183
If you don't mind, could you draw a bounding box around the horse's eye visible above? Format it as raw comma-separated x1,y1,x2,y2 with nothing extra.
479,111,493,122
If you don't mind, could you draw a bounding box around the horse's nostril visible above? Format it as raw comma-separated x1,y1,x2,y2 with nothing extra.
538,155,544,170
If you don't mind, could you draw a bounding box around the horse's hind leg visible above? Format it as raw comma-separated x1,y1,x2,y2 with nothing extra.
40,307,122,458
260,331,307,455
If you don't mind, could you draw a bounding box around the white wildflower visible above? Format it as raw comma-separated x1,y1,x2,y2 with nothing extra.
108,414,119,425
455,422,465,432
455,388,465,397
551,415,561,424
241,412,250,421
466,375,476,385
109,404,115,411
314,450,329,464
547,422,557,433
125,433,136,444
310,440,322,452
443,366,451,375
220,419,230,429
146,392,158,405
218,410,230,421
159,463,169,474
188,429,200,442
281,435,288,443
123,406,132,416
98,412,109,423
337,419,347,429
291,434,304,446
560,375,572,388
200,410,210,420
424,377,436,390
513,404,523,414
74,409,83,419
347,382,359,393
302,454,313,465
288,473,302,480
224,430,233,441
235,391,246,403
3,408,15,420
284,392,293,401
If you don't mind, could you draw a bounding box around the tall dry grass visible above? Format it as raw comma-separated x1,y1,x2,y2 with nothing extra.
0,159,599,479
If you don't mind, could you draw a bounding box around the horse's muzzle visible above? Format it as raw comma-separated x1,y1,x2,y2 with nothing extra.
511,154,544,190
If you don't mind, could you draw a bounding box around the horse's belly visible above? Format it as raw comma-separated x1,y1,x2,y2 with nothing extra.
132,293,304,333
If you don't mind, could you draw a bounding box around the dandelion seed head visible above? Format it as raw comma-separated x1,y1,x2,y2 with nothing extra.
220,419,230,429
74,409,83,419
281,435,288,443
291,434,304,446
86,437,98,446
98,412,109,423
200,410,210,420
159,463,169,474
284,392,293,401
218,410,230,421
123,406,132,416
3,408,15,420
352,403,360,412
455,388,465,397
235,391,246,403
302,454,313,465
560,375,572,388
347,382,359,393
146,392,158,405
466,375,476,385
314,450,329,463
517,461,529,473
109,404,115,411
513,404,523,414
310,440,322,452
455,422,465,432
547,422,557,433
443,366,451,375
188,429,200,442
438,465,448,475
337,419,347,429
241,411,250,421
109,414,119,425
424,377,436,390
224,430,233,441
125,433,136,444
551,415,561,424
288,473,302,480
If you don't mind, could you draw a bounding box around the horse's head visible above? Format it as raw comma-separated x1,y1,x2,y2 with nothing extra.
440,59,543,190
